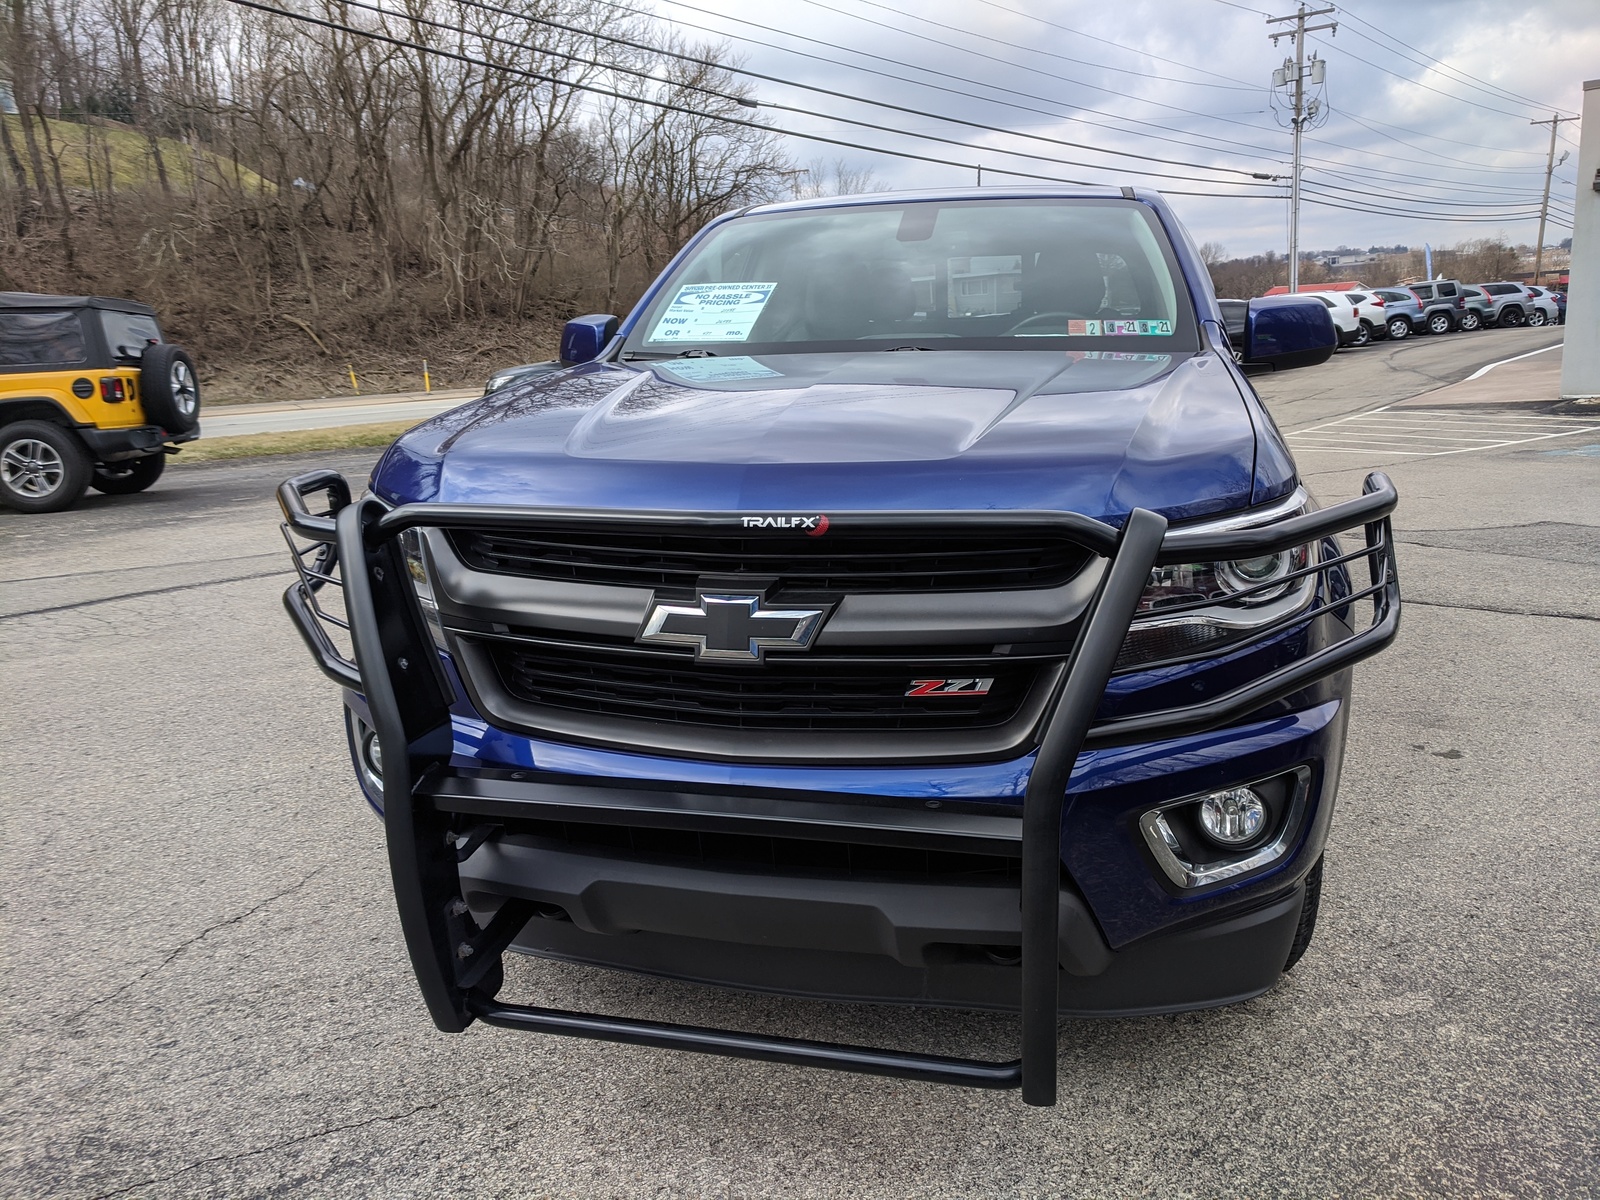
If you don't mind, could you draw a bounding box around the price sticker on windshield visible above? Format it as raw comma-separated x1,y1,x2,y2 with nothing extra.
649,283,778,343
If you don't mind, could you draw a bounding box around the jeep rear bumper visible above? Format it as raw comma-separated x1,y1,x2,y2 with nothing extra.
78,423,197,461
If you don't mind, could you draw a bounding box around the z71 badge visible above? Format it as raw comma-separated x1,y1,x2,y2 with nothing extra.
905,678,994,697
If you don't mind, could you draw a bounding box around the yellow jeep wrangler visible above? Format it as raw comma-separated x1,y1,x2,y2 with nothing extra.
0,293,201,513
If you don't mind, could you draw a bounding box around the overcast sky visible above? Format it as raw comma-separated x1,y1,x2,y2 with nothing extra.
639,0,1596,257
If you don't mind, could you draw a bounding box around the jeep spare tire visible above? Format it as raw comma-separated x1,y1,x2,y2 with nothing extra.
140,344,201,435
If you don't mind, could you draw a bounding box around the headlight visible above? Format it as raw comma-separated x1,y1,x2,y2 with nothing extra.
399,528,449,651
1137,544,1311,616
1117,492,1318,670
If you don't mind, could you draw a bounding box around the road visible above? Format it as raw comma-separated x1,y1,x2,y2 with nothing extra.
202,390,479,438
3,329,1597,1198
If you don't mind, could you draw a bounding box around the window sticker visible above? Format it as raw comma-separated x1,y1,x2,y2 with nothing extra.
657,356,784,383
648,283,778,343
1066,351,1173,364
1104,319,1174,336
1066,320,1102,336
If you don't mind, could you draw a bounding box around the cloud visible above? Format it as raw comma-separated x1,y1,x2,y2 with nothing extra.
651,0,1596,253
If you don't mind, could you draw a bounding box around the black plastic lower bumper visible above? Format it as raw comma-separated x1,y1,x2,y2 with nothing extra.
506,887,1305,1018
277,470,1400,1106
78,423,197,460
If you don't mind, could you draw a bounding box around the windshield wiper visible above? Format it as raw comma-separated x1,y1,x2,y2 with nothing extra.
621,349,720,361
883,345,935,352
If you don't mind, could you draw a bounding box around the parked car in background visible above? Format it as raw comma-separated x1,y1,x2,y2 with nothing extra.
0,293,201,513
1476,282,1534,328
1405,280,1464,335
1458,287,1493,332
1522,287,1560,328
1372,288,1425,340
1531,287,1566,324
1295,292,1363,347
1343,291,1387,345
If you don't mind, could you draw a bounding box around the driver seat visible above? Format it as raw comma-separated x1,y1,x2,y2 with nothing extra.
1022,249,1110,317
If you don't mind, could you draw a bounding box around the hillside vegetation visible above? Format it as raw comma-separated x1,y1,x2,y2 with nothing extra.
4,114,271,195
2,0,852,402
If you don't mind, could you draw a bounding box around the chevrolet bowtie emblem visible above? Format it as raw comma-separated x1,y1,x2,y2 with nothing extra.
637,592,829,662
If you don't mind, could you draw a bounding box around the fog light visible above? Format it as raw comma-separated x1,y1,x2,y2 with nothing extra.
1198,787,1266,845
363,731,383,779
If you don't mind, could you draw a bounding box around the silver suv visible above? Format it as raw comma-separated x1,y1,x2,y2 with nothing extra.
1476,282,1538,328
1372,288,1426,340
1406,280,1464,335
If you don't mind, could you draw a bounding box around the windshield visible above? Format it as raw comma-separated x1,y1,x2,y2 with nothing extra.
622,198,1197,356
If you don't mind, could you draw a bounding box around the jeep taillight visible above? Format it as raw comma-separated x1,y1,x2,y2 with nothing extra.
99,377,127,403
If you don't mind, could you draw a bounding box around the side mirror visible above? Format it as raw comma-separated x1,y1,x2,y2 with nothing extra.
1242,297,1336,371
559,314,619,365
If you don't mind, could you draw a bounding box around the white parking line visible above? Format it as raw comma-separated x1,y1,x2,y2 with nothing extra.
1463,341,1563,381
1287,405,1599,457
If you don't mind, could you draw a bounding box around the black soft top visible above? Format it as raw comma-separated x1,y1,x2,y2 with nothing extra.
0,292,158,316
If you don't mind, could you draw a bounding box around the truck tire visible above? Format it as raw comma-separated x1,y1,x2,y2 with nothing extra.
91,452,167,495
0,420,94,513
140,344,202,434
1386,317,1411,340
1283,855,1324,973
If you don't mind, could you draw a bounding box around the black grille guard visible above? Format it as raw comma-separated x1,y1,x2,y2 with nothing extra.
278,471,1400,1107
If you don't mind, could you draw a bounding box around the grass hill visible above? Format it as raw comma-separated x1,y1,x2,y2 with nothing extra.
4,115,272,194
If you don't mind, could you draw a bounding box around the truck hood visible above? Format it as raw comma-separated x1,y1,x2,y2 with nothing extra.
372,349,1268,523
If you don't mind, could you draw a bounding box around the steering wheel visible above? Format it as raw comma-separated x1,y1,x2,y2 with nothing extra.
1002,312,1092,336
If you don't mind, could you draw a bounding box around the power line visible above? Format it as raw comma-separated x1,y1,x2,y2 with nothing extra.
962,0,1261,90
218,0,1291,199
810,0,1261,92
592,0,1293,168
629,0,1549,201
1299,192,1545,223
789,0,1296,143
1303,173,1550,210
437,0,1275,183
1332,110,1553,173
1331,5,1579,117
1308,33,1532,120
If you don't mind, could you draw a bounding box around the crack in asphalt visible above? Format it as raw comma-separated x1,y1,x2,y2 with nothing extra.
62,868,327,1029
1394,539,1599,566
0,569,289,620
83,1097,451,1200
0,551,280,585
1406,598,1600,623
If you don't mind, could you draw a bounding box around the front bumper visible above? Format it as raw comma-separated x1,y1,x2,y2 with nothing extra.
279,471,1399,1104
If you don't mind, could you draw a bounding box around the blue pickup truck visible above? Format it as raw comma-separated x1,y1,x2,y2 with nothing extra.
280,187,1400,1106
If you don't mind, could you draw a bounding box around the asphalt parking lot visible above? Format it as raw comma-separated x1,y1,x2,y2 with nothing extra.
3,328,1597,1198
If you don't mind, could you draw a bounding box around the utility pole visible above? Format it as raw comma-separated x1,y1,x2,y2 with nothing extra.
1268,5,1336,292
1530,113,1576,284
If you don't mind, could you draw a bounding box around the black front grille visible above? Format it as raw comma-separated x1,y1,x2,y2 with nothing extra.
481,638,1038,732
503,820,1020,884
450,527,1089,593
